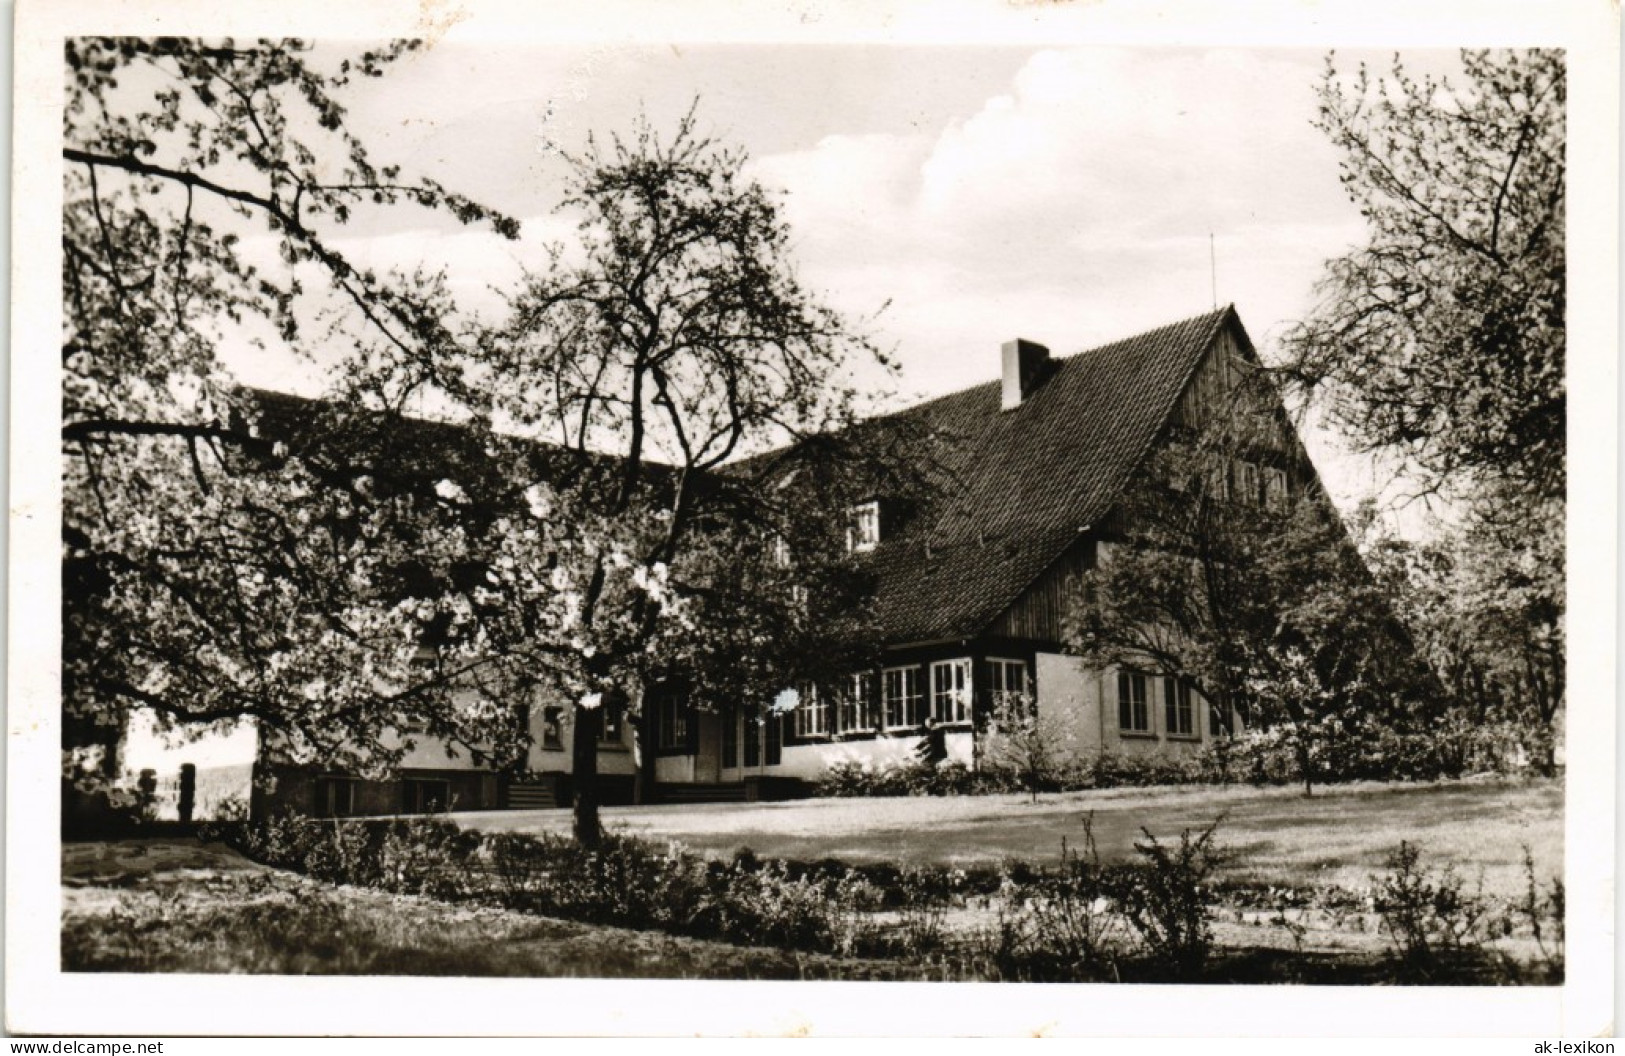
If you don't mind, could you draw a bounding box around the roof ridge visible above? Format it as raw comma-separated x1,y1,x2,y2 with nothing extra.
870,305,1234,423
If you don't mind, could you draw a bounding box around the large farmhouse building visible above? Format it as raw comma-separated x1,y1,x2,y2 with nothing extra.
253,305,1317,817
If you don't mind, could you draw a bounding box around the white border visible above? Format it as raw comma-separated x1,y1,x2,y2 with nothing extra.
10,0,1618,1037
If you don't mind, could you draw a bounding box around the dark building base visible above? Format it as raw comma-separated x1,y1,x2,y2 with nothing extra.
249,764,810,821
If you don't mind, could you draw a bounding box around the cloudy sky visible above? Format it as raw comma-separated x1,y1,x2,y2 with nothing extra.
225,41,1469,516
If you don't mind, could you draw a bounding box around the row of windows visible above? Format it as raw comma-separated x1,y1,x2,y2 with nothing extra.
1116,672,1226,738
793,658,1028,738
542,663,1220,755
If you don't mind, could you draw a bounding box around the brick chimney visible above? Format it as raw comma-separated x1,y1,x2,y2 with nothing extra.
1001,338,1051,410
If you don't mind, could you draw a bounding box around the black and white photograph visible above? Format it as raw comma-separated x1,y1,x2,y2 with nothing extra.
9,0,1617,1039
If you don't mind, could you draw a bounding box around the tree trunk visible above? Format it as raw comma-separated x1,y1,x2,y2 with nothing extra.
571,700,603,846
633,702,659,806
1296,725,1315,797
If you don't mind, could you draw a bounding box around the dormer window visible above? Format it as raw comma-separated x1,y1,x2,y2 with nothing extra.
847,501,880,553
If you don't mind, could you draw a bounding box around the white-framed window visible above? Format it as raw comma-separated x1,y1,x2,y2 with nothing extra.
771,534,792,568
657,693,690,750
931,658,973,725
847,501,880,552
836,672,875,734
1117,670,1150,734
789,584,809,612
316,776,358,818
985,657,1028,717
599,696,625,746
794,683,828,738
403,777,451,814
1210,698,1238,737
1264,466,1288,511
855,673,875,733
540,706,564,751
1164,676,1195,737
882,665,925,730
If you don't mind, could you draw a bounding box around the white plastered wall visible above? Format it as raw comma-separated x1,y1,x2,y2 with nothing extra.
524,702,637,775
1036,651,1226,759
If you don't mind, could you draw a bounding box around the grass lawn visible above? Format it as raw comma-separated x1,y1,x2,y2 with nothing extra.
62,778,1564,983
61,840,914,979
455,777,1564,899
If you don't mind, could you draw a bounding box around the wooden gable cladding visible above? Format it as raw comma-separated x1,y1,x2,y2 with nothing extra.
1172,323,1293,457
985,533,1097,645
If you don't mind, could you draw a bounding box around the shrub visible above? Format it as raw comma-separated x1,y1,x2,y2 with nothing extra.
885,866,954,958
194,794,250,844
815,750,1223,800
959,817,1130,982
1501,845,1564,983
238,816,888,959
1024,816,1126,974
1370,841,1491,980
980,695,1080,801
815,760,912,797
814,759,1014,798
375,819,485,899
1109,816,1227,979
1524,849,1565,974
1086,750,1205,789
239,813,330,871
1210,711,1546,789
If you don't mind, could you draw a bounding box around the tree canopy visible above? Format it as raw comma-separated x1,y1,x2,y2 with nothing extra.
1281,49,1565,514
63,41,913,845
1277,49,1566,768
63,38,526,780
481,110,924,841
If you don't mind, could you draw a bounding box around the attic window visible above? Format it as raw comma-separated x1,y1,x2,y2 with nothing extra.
1236,460,1260,505
1264,467,1289,511
847,501,880,552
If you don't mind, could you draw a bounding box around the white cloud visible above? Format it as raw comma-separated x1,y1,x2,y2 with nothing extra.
748,47,1368,406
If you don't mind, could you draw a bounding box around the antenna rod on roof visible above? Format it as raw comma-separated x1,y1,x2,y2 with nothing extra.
1209,232,1217,310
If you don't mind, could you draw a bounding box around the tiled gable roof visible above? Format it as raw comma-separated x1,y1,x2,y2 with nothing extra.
867,306,1238,645
238,305,1244,649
